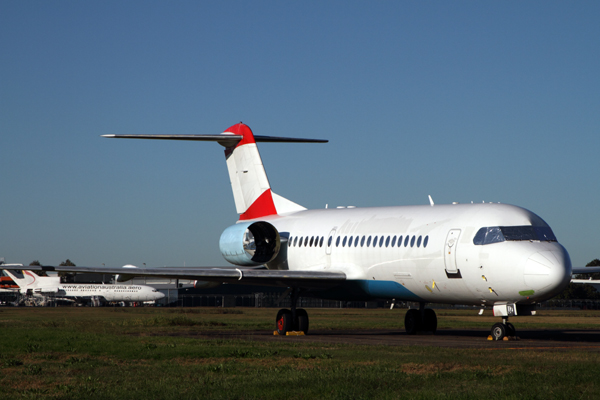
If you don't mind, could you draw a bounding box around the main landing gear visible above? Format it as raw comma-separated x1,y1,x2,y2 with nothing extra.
490,317,516,341
404,303,437,335
275,288,309,335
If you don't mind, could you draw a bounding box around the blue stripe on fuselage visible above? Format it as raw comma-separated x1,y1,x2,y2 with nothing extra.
314,280,423,302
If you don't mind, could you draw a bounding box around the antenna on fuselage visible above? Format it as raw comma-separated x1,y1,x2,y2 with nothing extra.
428,195,434,206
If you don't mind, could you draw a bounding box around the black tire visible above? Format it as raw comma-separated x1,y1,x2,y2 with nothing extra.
423,308,437,333
491,322,507,341
506,322,516,337
405,309,422,335
296,308,309,334
276,309,292,335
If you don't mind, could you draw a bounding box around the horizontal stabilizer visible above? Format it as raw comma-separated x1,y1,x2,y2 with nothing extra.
103,123,325,219
102,134,327,148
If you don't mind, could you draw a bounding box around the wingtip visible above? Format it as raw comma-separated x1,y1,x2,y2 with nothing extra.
101,134,115,138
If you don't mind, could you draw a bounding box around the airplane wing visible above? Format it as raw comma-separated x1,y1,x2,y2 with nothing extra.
571,279,600,292
572,267,600,275
571,267,600,291
10,265,346,290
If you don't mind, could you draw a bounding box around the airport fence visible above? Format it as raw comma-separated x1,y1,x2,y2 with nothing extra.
174,293,385,309
5,289,600,310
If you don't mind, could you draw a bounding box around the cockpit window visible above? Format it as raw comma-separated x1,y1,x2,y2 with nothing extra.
473,226,557,245
533,226,557,242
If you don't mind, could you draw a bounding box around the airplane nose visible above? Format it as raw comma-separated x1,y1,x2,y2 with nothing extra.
524,247,571,298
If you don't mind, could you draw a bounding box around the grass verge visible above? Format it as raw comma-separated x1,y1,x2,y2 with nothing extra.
1,307,599,399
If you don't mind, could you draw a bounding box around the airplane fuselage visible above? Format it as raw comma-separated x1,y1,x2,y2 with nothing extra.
44,284,164,302
261,202,571,306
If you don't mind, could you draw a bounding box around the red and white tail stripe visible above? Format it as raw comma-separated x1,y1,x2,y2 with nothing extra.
222,123,305,220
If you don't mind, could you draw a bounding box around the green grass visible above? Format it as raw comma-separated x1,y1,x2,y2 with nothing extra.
1,307,600,399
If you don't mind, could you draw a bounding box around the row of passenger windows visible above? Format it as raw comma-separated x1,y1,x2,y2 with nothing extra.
288,234,429,249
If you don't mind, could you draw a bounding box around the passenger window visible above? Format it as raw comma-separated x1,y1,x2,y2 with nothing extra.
342,236,347,247
299,237,303,247
397,235,403,247
404,236,410,247
423,236,429,248
305,237,309,247
336,237,340,247
361,236,366,247
417,236,422,247
328,236,333,247
319,237,324,247
385,236,390,247
348,236,353,247
410,236,416,247
391,236,396,247
373,236,378,247
289,236,293,247
367,236,372,246
310,236,314,247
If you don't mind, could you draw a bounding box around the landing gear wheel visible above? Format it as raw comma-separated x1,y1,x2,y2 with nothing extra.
506,322,516,337
296,308,309,334
491,322,507,341
405,309,422,335
276,309,292,335
423,309,437,333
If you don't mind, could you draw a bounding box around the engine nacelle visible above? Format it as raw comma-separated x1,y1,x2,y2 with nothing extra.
35,287,59,294
194,280,222,289
219,221,280,266
115,265,138,283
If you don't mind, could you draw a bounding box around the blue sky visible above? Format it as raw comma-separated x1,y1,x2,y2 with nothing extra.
1,1,599,269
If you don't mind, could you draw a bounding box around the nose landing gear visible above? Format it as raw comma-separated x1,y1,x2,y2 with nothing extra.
491,317,516,341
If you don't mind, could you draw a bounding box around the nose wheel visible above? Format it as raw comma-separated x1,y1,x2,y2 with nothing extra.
490,318,516,340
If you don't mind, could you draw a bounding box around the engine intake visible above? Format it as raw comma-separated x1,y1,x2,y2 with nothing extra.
219,221,280,266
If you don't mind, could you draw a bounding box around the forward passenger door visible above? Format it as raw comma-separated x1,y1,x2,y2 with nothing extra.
444,229,461,275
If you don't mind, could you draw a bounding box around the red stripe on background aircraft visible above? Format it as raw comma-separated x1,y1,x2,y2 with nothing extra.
11,123,574,340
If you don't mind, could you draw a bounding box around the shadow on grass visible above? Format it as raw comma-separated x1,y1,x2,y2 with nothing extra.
186,327,600,349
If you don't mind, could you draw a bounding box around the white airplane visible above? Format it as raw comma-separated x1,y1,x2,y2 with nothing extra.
19,123,572,340
2,267,165,305
571,266,600,292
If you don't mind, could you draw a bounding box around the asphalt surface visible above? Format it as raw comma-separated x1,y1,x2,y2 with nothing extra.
189,328,600,350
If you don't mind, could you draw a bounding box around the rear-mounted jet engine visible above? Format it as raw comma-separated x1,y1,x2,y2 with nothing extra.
219,221,280,266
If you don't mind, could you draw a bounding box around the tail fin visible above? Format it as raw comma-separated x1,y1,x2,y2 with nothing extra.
222,123,307,220
102,123,327,220
3,269,36,289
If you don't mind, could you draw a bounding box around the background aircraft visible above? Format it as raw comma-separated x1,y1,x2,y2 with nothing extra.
10,123,578,340
2,266,164,306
